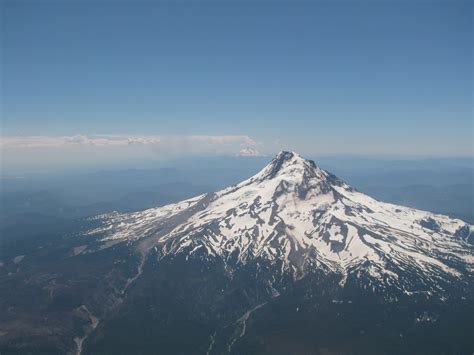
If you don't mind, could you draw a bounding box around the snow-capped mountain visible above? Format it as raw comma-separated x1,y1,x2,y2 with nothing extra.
89,151,473,296
237,147,264,157
2,152,473,355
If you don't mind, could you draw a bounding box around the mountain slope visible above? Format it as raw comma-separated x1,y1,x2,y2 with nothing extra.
1,152,473,355
89,151,473,296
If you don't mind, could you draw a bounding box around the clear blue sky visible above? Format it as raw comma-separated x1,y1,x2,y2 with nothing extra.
2,0,473,158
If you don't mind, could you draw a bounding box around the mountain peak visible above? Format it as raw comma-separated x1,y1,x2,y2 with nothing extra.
254,151,323,182
89,152,473,299
273,151,304,165
275,150,301,160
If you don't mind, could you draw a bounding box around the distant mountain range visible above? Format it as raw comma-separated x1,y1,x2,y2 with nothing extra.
1,152,473,354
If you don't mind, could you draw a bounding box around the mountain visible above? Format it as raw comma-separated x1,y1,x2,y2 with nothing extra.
1,152,473,355
237,147,264,157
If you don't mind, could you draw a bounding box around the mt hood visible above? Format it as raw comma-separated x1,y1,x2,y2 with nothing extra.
3,152,473,355
89,151,473,296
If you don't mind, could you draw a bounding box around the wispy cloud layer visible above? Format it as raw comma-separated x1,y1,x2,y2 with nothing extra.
0,134,258,150
0,134,264,173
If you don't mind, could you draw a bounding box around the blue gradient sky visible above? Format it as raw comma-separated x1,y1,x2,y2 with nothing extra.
2,0,473,159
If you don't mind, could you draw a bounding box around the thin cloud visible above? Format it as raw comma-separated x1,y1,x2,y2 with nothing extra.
0,134,258,150
0,134,264,173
